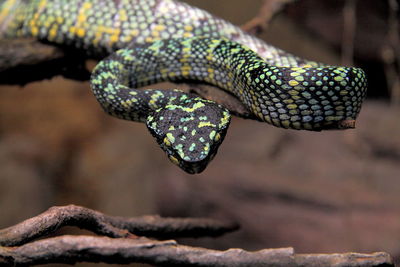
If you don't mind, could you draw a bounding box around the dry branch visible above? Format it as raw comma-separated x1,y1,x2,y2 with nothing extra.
0,38,90,84
0,235,393,266
0,205,238,247
341,0,357,66
241,0,296,35
0,205,394,266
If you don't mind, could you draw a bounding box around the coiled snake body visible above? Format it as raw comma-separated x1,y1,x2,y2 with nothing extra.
0,0,368,173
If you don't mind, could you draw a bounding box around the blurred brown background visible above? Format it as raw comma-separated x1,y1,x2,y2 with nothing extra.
1,0,400,266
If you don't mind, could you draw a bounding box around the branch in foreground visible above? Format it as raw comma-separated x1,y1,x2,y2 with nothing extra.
0,205,238,247
0,235,393,267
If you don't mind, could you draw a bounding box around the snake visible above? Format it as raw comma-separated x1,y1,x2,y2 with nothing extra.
0,0,368,174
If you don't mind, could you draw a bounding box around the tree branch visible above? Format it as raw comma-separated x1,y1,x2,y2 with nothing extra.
0,39,90,84
0,235,392,266
341,0,357,66
0,205,394,266
0,205,238,247
241,0,297,35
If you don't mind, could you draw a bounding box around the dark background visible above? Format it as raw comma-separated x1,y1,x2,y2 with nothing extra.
1,0,399,266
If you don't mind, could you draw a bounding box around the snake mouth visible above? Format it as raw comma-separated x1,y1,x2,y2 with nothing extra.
161,132,226,174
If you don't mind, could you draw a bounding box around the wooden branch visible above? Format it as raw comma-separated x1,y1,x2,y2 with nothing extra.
385,0,400,105
0,235,392,266
341,0,357,66
0,205,394,266
241,0,297,35
0,205,238,247
0,39,90,84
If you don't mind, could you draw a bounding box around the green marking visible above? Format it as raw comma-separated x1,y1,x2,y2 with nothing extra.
209,130,216,140
166,133,175,144
189,143,196,152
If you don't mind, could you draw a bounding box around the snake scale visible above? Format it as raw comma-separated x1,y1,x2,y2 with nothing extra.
0,0,368,173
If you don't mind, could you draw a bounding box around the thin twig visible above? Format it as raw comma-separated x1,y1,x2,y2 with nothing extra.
341,0,357,66
241,0,297,35
384,0,400,105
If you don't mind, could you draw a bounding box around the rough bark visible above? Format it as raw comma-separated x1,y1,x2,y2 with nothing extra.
0,235,393,267
0,205,394,266
0,205,238,247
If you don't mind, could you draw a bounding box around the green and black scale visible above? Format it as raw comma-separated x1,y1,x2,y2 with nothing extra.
0,0,368,173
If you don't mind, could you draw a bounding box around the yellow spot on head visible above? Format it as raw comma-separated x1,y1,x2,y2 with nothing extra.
289,80,299,87
169,155,180,166
163,137,171,147
198,122,216,128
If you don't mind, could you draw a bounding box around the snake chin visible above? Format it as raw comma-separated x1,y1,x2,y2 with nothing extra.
145,97,231,174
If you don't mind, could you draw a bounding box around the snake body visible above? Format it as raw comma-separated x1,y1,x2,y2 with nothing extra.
0,0,368,173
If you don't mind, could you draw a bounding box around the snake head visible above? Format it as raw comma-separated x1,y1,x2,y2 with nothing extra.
146,96,231,174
